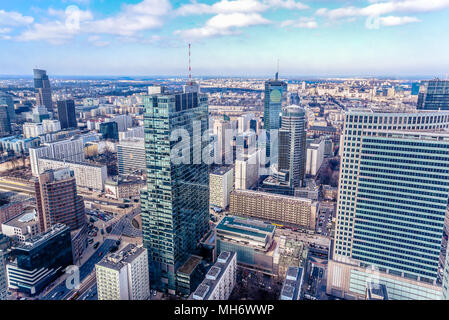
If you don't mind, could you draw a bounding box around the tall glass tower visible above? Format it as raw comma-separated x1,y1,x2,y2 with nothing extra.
33,69,53,113
263,73,287,162
417,79,449,110
278,105,306,188
327,109,449,300
140,90,210,294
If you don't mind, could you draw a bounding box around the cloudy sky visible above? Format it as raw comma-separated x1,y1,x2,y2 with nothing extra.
1,0,449,77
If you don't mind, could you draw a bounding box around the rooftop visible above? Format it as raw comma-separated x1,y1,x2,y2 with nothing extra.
97,244,146,272
191,251,236,300
177,254,202,276
216,216,275,239
211,165,233,176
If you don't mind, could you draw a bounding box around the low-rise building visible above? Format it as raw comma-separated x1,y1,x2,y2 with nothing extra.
216,216,277,274
280,266,304,300
1,208,39,243
191,251,237,300
229,189,318,229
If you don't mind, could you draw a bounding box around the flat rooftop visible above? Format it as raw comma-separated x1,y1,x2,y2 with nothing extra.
177,254,202,276
97,244,145,272
216,216,275,239
210,166,233,176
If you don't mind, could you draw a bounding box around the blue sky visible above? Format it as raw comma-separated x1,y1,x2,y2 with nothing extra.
1,0,449,77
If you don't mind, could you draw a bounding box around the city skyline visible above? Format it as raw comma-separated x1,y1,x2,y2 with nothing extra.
1,0,449,76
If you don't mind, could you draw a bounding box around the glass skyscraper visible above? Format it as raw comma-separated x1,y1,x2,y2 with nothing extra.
33,69,53,113
263,73,287,162
417,79,449,110
327,109,449,300
140,89,210,294
278,105,306,188
57,99,77,129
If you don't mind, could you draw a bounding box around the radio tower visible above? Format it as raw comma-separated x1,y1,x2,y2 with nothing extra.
188,43,192,86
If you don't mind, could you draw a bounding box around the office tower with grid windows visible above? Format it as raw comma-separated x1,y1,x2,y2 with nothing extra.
327,109,449,300
140,89,210,294
417,79,449,110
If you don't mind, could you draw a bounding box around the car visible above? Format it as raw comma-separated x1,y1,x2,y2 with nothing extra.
93,242,100,249
98,251,103,257
153,291,157,296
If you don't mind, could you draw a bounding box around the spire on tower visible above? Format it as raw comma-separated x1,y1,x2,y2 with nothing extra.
188,43,192,86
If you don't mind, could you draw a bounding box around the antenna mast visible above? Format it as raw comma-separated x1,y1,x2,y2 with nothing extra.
188,43,192,86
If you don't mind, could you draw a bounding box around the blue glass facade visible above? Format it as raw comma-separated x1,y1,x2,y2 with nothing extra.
140,92,210,293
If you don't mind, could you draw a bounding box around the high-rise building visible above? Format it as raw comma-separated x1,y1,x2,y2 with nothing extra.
327,109,449,300
417,79,449,110
6,224,73,295
0,249,7,300
117,139,146,176
305,138,325,176
213,119,232,163
209,166,234,209
0,106,11,137
33,69,53,113
34,167,85,233
263,73,287,161
277,105,306,188
0,94,15,122
99,121,119,140
57,100,77,129
96,244,150,300
140,90,210,294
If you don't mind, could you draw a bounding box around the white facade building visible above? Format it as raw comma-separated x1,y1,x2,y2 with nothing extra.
235,150,260,190
38,157,107,191
191,251,237,300
210,166,234,209
306,139,325,176
96,244,150,300
30,138,85,176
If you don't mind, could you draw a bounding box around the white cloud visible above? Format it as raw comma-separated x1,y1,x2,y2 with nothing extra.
175,12,271,40
17,0,171,43
379,15,421,26
0,10,34,26
281,16,318,28
176,0,308,16
316,0,449,20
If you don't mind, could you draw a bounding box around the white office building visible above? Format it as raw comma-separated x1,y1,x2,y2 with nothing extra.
96,244,150,300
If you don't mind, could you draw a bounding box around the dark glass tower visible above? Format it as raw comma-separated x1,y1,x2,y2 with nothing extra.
263,73,287,162
140,90,210,294
33,69,54,113
417,79,449,110
57,99,77,129
0,106,11,137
